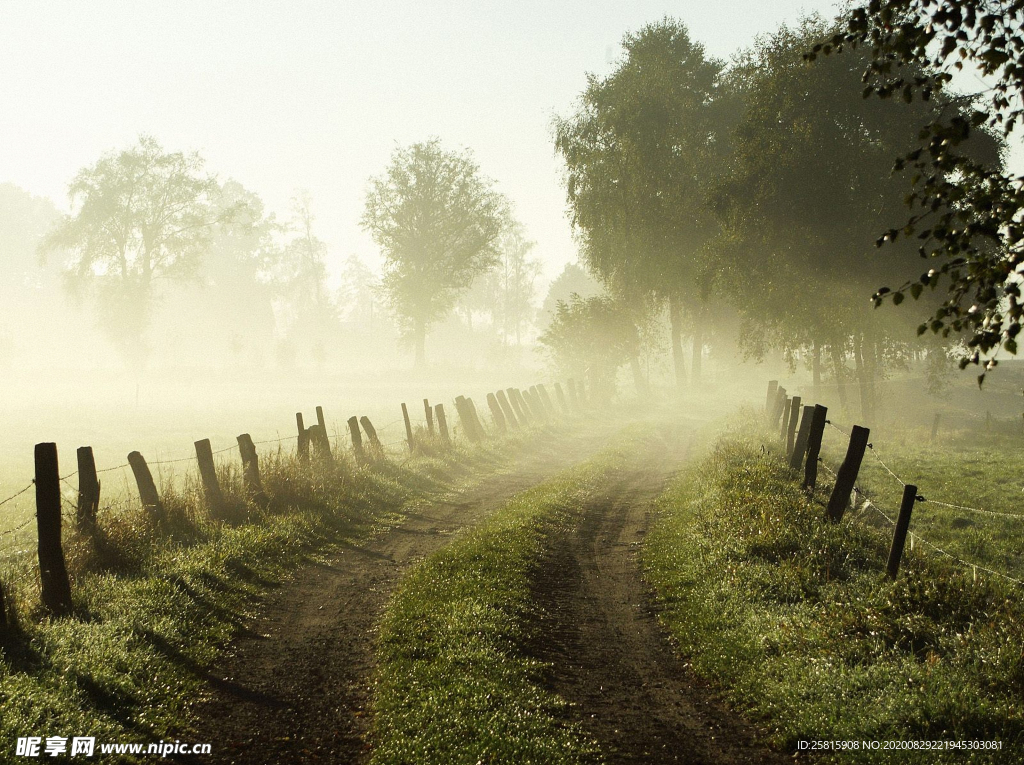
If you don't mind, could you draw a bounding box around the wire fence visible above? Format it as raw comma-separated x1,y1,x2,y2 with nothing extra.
815,415,1024,588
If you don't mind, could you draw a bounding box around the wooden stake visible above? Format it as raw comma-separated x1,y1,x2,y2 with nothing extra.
495,390,519,428
76,446,100,530
467,398,488,438
423,398,435,435
506,388,529,424
554,382,570,414
802,405,828,491
236,434,268,506
786,396,801,455
486,393,507,433
402,403,415,453
771,387,788,427
359,416,383,452
886,485,918,579
296,413,310,464
826,425,870,523
765,380,779,414
35,442,72,616
314,406,332,460
434,403,451,445
789,405,814,471
537,384,556,416
128,451,164,521
779,396,792,442
194,439,225,513
348,416,364,462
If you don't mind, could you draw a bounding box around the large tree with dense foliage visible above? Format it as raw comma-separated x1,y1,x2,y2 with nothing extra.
361,139,508,366
554,19,730,387
715,17,999,420
41,136,231,366
818,0,1016,383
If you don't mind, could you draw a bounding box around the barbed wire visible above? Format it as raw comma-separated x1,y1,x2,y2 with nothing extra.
0,482,34,511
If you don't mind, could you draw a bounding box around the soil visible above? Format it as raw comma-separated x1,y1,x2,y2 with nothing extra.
525,428,791,765
174,425,617,765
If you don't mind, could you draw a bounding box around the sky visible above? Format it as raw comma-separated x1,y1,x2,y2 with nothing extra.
1,0,847,287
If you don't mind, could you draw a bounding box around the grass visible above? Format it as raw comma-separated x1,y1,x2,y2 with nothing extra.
0,429,548,763
370,432,653,765
643,414,1024,763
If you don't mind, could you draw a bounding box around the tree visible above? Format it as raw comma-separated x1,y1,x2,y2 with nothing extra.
538,294,645,399
41,136,229,367
714,17,995,420
540,262,602,321
361,139,509,366
554,19,730,387
820,0,1015,383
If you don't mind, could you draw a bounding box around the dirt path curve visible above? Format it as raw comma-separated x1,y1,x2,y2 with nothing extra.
175,425,619,765
528,429,790,765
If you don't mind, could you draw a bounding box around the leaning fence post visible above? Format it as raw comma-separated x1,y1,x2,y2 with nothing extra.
786,396,801,455
886,485,919,579
194,439,225,514
771,387,788,428
454,396,481,442
314,406,333,460
486,393,507,433
802,405,828,491
236,434,268,506
765,380,779,415
76,446,101,530
348,416,365,462
467,398,488,438
496,390,519,428
789,406,814,471
434,403,451,445
359,416,383,453
296,413,310,464
423,399,435,435
402,403,416,453
826,425,870,523
35,442,72,616
537,384,556,417
779,396,792,442
128,451,164,521
507,388,529,424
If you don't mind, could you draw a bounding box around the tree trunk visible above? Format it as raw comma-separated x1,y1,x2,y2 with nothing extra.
414,319,426,368
691,318,703,387
668,294,687,389
854,332,875,424
829,342,849,414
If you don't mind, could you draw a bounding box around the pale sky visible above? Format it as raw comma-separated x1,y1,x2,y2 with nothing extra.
0,0,845,285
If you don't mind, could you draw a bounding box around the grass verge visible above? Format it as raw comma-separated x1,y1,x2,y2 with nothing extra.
643,419,1024,763
370,433,653,765
0,429,548,763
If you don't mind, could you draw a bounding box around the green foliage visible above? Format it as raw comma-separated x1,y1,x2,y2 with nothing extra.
824,0,1018,382
644,426,1024,762
537,294,640,399
361,139,509,365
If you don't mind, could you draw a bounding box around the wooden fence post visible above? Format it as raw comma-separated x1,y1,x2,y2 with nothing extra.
296,413,310,464
424,399,435,435
566,378,580,411
771,387,788,428
486,393,507,433
779,397,792,442
434,403,451,445
194,439,225,513
402,403,416,453
786,396,801,455
128,451,164,521
454,397,481,442
525,388,547,421
236,434,268,506
930,412,941,442
507,388,529,424
802,405,828,491
537,384,556,416
348,416,364,462
554,383,570,414
35,442,72,616
76,446,100,530
467,398,488,438
826,425,870,523
886,485,919,579
765,380,779,414
789,406,814,471
314,406,333,460
359,416,383,453
496,390,519,428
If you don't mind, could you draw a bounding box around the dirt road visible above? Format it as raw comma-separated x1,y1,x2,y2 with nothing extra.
526,430,789,765
176,425,618,765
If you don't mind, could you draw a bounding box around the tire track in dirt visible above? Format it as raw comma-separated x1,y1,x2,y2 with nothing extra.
174,425,620,765
527,432,790,765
